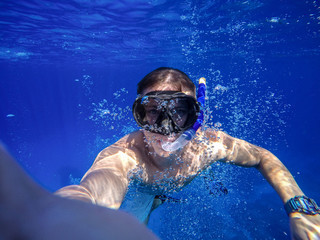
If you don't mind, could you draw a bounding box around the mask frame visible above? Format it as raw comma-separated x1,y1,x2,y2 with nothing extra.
132,91,200,135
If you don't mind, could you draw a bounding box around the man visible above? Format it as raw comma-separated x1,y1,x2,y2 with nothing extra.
55,67,320,239
1,67,319,239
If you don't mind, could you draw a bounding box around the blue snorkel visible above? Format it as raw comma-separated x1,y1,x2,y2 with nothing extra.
162,77,206,152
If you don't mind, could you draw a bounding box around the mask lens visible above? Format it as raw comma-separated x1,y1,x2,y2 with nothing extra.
143,98,164,125
168,98,190,128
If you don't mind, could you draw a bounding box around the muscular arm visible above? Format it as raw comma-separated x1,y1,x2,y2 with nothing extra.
56,135,139,209
206,130,320,239
207,130,303,203
254,149,304,203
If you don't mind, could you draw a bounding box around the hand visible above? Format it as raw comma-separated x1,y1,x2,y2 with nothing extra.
289,212,320,240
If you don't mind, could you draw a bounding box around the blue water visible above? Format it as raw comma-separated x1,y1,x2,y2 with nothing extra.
1,0,319,239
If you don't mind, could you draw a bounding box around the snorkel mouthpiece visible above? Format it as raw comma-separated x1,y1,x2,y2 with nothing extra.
162,77,206,152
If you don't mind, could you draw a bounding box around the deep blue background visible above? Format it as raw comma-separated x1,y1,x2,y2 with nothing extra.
1,0,319,239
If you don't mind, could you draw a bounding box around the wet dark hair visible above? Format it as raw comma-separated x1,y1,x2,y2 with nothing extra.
137,67,196,96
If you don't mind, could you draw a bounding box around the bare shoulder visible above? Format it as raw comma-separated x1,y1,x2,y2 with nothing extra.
193,129,229,164
88,131,145,172
202,128,240,147
200,129,266,166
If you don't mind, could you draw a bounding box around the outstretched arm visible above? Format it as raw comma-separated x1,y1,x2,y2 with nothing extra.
216,131,303,203
0,143,158,240
209,130,320,239
56,135,139,209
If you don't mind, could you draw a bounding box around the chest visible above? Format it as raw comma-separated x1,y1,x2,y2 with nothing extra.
131,144,208,194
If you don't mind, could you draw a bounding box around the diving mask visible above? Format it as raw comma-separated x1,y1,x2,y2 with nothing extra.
132,91,200,135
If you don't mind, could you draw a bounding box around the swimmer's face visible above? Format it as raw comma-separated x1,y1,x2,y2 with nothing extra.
142,84,196,129
138,83,197,155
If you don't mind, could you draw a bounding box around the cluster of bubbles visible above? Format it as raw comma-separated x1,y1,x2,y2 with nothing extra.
203,70,289,150
75,74,94,96
75,76,134,134
113,88,129,99
73,74,138,159
89,99,133,130
69,174,81,185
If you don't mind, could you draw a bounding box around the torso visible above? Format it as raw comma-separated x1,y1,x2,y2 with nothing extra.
126,129,226,195
117,129,230,222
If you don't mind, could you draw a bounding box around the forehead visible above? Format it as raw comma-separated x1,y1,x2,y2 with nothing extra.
142,84,194,97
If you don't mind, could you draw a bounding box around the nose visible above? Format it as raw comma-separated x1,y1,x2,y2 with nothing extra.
161,115,174,135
